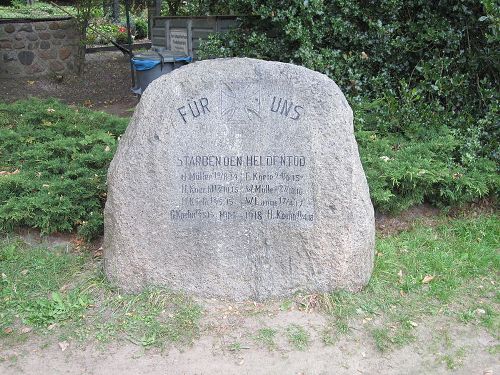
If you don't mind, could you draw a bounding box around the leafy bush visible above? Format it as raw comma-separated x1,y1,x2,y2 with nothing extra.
0,98,128,240
134,17,148,39
198,0,499,210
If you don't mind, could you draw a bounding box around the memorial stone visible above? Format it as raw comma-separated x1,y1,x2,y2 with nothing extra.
104,58,375,301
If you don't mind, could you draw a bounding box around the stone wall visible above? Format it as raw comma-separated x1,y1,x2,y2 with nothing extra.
0,17,79,77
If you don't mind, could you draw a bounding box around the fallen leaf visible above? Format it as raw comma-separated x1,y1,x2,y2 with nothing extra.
59,284,70,292
58,341,69,351
422,275,435,284
0,169,20,176
3,327,13,334
20,327,32,334
20,269,28,276
27,80,35,85
409,321,418,327
397,269,403,283
47,323,56,330
474,308,486,315
46,108,55,113
104,145,111,152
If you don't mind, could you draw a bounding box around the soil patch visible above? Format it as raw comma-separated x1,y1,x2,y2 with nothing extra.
1,51,138,117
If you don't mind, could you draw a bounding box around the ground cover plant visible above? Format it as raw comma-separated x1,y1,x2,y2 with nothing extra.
0,1,74,19
0,214,497,354
1,98,497,240
0,98,128,240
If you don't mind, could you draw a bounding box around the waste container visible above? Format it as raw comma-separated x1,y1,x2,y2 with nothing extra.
131,51,192,95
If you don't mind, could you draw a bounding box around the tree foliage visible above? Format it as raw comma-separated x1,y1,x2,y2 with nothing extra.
197,0,499,210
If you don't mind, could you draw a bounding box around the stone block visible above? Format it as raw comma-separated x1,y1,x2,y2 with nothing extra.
25,63,44,74
39,32,51,40
27,33,38,41
19,24,33,32
58,46,72,60
49,60,64,71
40,40,51,50
3,51,17,62
49,22,60,30
35,22,48,31
18,51,34,66
13,40,25,49
53,30,66,39
39,49,57,60
4,24,15,33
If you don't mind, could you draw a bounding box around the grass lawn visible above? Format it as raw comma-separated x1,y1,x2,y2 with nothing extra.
1,214,498,353
0,2,74,19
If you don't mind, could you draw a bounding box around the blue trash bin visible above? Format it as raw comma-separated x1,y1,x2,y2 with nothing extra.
131,52,192,95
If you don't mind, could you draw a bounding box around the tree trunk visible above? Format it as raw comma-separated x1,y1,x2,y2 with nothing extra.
111,0,120,22
103,0,111,17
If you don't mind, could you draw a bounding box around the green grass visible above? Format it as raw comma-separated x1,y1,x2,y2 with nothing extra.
320,214,500,351
285,324,310,351
0,2,74,19
0,238,202,348
0,238,90,332
0,213,497,352
254,327,277,350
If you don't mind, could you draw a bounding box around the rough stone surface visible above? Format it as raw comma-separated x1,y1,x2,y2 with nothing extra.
40,40,50,49
0,19,78,78
17,51,34,65
4,24,15,33
59,46,71,60
39,49,57,60
53,30,66,39
49,60,64,71
13,40,24,49
19,24,33,32
35,23,47,31
104,58,375,301
3,51,16,62
39,32,51,40
25,63,43,74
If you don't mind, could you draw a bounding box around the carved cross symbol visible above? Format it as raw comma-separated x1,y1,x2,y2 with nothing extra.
220,82,261,121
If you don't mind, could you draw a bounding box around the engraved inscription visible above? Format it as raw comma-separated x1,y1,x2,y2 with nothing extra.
171,153,314,225
270,96,304,120
177,97,210,123
220,82,261,121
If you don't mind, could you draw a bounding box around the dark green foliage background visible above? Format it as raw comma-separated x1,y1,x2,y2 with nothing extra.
0,99,127,240
0,1,499,240
197,0,499,210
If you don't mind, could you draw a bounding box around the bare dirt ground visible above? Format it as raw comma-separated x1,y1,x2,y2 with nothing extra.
1,303,498,375
1,50,138,117
1,53,498,375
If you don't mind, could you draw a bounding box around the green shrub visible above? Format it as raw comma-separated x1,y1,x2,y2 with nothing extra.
197,0,499,210
0,98,128,240
86,23,119,45
135,17,148,39
115,26,130,44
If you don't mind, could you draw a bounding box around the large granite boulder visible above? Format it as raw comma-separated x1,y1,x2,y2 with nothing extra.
104,58,375,301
